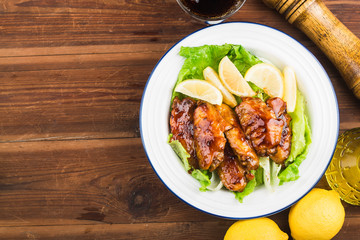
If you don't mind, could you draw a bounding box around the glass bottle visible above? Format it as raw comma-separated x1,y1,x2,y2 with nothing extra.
325,128,360,205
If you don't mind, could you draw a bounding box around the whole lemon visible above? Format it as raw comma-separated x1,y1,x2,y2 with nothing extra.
289,188,345,240
224,217,288,240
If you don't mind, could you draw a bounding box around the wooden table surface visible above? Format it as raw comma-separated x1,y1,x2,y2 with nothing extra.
0,0,359,239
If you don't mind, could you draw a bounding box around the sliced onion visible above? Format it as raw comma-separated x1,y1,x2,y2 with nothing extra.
207,172,224,191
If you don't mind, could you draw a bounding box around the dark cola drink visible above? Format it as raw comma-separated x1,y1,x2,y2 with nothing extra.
177,0,246,23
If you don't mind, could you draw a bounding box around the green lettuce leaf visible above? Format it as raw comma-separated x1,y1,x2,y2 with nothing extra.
278,92,312,183
248,81,270,102
255,166,264,186
168,134,191,171
227,45,263,75
233,170,258,203
191,169,211,192
285,91,307,164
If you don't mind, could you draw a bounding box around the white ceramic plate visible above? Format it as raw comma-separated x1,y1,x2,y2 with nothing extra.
140,22,339,219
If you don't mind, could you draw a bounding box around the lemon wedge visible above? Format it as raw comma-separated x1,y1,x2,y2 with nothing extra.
283,66,297,112
218,56,256,97
203,66,237,108
244,63,284,98
174,79,223,105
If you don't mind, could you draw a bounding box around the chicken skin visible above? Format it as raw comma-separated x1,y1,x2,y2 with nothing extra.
217,145,249,192
170,97,198,168
266,98,292,164
193,101,230,171
216,104,259,170
235,97,284,156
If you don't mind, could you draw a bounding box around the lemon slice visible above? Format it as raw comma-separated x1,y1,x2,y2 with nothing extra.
283,66,297,112
203,66,237,108
244,63,284,98
218,56,256,97
175,79,223,105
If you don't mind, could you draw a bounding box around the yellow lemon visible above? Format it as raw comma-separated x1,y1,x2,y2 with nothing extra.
224,218,288,240
203,66,237,108
218,56,256,97
174,79,223,105
244,63,284,98
289,188,345,240
283,66,297,112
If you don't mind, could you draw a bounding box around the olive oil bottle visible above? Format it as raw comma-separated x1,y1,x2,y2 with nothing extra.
326,128,360,205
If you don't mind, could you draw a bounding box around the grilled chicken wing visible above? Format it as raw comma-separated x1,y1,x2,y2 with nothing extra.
194,101,230,171
216,104,259,170
266,98,292,164
235,97,284,156
170,97,198,168
217,145,254,192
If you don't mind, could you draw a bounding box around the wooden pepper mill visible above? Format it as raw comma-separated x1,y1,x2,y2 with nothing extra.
262,0,360,100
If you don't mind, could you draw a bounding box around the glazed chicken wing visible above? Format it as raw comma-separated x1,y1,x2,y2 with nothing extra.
266,98,292,164
235,97,284,156
170,97,198,168
216,104,259,170
194,101,230,171
217,145,254,192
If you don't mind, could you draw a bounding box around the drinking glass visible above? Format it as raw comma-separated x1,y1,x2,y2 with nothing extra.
176,0,246,25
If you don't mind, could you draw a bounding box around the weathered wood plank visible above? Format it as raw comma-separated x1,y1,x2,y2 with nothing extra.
0,222,234,240
0,138,209,226
1,218,359,240
0,0,356,143
0,139,359,228
0,42,358,143
0,0,357,48
0,0,359,239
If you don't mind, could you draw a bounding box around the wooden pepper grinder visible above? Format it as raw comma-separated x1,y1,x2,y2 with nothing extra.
262,0,360,100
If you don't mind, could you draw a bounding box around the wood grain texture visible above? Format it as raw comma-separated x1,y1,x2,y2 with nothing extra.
1,139,359,239
0,0,359,239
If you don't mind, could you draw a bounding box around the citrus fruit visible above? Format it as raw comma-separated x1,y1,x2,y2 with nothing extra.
218,56,256,97
174,79,223,105
224,218,288,240
244,63,284,98
289,188,345,240
283,66,297,112
203,66,237,108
